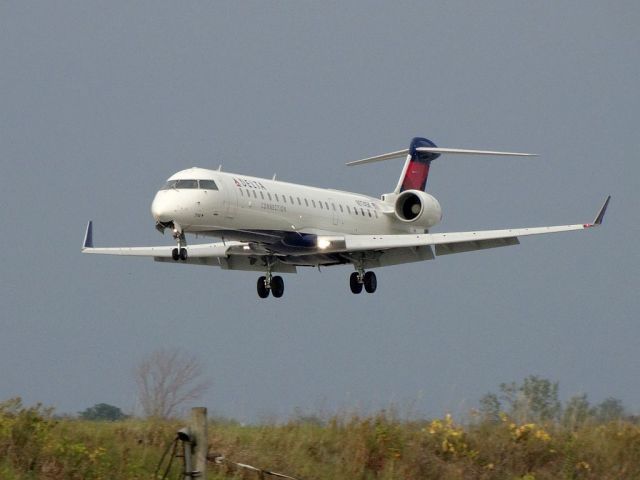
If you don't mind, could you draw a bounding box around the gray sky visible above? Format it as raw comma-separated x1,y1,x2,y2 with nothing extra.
1,1,638,422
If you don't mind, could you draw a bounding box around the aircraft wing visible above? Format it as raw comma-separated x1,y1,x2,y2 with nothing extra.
330,196,610,258
81,221,248,258
343,224,575,255
81,221,297,272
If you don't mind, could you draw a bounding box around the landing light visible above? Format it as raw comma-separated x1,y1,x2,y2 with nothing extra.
317,239,331,250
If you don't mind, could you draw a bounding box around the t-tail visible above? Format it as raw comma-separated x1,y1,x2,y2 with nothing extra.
346,137,537,193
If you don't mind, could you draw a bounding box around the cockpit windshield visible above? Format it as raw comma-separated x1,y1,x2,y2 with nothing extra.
161,179,218,190
199,180,218,190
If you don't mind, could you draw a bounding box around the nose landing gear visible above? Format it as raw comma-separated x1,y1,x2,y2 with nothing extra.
172,247,188,261
171,223,188,262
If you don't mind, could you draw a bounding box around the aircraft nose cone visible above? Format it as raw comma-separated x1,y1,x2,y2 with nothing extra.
151,194,172,222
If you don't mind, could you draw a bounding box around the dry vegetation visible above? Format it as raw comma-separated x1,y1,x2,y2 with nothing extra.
1,397,639,480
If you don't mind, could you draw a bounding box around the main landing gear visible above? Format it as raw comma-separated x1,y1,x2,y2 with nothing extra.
257,275,284,298
256,259,284,299
349,269,377,294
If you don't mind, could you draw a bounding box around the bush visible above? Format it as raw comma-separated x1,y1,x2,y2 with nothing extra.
1,397,639,479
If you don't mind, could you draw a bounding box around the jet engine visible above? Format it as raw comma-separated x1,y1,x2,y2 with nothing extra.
394,190,442,229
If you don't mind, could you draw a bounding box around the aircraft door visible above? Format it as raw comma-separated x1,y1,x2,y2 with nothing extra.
219,176,238,220
329,198,341,226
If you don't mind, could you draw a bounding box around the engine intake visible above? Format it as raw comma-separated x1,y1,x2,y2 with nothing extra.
394,190,442,228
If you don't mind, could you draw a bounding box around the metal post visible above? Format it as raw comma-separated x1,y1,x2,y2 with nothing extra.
190,407,208,478
177,428,193,480
183,437,193,480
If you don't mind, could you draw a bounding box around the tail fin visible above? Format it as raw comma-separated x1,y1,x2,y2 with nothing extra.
396,137,440,193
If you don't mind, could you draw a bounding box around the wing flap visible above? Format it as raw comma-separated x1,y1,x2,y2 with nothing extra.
435,236,519,256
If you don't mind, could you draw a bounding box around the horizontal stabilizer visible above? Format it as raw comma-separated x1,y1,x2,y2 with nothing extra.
415,147,536,157
347,146,536,166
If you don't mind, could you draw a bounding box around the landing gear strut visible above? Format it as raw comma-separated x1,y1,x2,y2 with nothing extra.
171,224,187,262
349,263,377,294
256,258,285,298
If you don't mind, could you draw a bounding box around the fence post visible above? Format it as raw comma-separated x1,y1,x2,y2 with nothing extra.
190,407,208,478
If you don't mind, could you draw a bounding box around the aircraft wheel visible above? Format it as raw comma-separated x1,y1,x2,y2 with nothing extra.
363,271,377,293
257,276,270,298
172,248,180,261
349,272,363,294
179,248,188,261
271,276,285,298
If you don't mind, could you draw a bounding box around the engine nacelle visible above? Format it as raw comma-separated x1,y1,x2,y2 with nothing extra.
394,190,442,229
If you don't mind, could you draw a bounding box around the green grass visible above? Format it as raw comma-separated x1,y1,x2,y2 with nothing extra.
1,399,639,479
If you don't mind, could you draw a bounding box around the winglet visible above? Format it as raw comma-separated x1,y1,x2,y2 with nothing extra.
593,195,611,225
584,196,611,228
83,221,93,249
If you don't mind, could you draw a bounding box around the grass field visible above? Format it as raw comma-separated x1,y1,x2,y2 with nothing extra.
1,398,639,479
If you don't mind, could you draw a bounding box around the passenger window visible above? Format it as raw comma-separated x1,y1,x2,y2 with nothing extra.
374,210,378,218
253,190,257,198
361,208,366,216
275,194,279,201
332,203,336,211
312,200,316,208
368,210,372,217
199,179,218,190
325,202,329,210
339,205,344,213
175,179,198,189
268,193,272,200
239,189,244,197
354,208,358,215
260,192,265,199
347,206,351,214
290,196,295,204
304,199,309,207
282,195,286,203
319,201,323,210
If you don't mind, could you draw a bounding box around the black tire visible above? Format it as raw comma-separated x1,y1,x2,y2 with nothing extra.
257,276,270,298
349,272,363,294
271,276,285,298
172,248,180,261
179,248,188,261
363,271,377,293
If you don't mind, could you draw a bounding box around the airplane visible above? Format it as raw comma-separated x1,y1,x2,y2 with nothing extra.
82,137,610,298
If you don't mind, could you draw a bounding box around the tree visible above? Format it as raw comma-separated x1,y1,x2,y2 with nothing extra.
478,393,501,424
591,397,625,423
499,375,561,423
79,403,127,421
562,394,590,429
134,348,211,419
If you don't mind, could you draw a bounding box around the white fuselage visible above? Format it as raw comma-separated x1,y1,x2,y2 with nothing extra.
150,167,441,239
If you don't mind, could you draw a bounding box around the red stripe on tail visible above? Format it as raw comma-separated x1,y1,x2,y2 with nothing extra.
401,160,430,192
